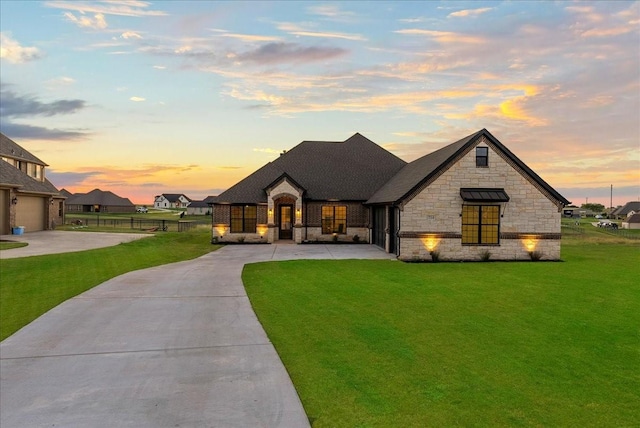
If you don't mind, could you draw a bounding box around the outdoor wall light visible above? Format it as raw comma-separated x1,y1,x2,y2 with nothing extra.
11,197,18,205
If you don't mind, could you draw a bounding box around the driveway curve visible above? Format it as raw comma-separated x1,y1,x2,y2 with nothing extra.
1,243,395,427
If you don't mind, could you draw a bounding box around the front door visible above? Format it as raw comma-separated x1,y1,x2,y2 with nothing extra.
279,205,293,240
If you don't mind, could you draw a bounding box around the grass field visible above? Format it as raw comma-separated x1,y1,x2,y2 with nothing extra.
243,230,640,426
0,229,219,340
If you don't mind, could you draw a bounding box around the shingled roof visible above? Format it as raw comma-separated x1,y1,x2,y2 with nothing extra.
66,189,134,207
366,129,570,206
216,133,407,203
612,201,640,217
0,133,47,165
0,160,60,195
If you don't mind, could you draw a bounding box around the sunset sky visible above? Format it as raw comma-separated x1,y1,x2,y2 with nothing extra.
1,1,638,206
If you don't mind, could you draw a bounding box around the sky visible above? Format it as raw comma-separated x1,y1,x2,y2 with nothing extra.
1,1,638,207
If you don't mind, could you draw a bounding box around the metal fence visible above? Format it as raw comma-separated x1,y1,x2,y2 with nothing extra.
69,217,203,232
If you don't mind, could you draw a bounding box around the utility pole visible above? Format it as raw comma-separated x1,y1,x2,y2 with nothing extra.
610,184,613,211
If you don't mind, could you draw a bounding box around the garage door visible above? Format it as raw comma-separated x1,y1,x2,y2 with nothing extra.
0,190,8,235
16,196,46,232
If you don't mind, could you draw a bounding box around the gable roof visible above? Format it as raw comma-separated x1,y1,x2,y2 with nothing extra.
366,129,570,207
612,201,640,216
624,213,640,223
0,160,60,195
158,193,191,202
0,133,47,165
216,133,407,203
66,189,134,206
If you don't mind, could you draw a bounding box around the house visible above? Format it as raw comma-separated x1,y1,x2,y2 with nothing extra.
211,129,570,261
186,196,217,215
0,133,65,234
611,201,640,219
622,213,640,230
64,188,135,213
154,193,191,209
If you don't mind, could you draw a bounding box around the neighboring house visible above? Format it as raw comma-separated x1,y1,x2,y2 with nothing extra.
621,213,640,230
562,206,596,218
0,133,65,234
611,201,640,219
186,196,217,215
212,129,570,261
65,188,135,213
154,193,191,209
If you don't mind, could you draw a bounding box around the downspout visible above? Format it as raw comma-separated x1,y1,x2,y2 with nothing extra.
396,206,401,257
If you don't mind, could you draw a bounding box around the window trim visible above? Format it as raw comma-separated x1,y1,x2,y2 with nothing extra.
321,205,347,234
476,146,489,167
230,204,257,233
461,204,500,245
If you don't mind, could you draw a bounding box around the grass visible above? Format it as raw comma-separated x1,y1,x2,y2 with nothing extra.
243,232,640,426
0,229,219,340
0,241,28,250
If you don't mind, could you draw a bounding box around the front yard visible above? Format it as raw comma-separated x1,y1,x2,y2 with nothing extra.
243,234,639,426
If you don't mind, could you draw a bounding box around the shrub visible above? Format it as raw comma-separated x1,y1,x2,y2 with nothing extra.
529,250,543,261
353,234,360,243
430,250,440,262
480,250,491,262
237,236,245,243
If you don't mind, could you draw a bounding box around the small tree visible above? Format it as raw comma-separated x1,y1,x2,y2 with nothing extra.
581,203,605,213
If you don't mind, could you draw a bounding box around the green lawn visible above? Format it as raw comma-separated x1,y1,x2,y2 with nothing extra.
243,235,640,426
0,229,219,340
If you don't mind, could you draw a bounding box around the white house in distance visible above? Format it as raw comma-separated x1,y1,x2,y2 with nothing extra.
154,193,191,209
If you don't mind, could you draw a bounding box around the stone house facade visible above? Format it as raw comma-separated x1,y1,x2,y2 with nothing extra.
212,129,570,260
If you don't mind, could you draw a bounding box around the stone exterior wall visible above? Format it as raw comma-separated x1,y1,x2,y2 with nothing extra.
398,136,562,261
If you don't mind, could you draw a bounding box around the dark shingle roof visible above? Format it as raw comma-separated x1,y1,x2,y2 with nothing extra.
0,159,60,195
160,193,191,202
366,130,481,204
612,201,640,216
216,133,407,203
66,189,134,206
0,133,47,165
367,129,570,206
624,213,640,223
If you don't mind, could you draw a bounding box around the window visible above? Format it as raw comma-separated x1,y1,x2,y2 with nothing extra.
322,205,347,234
476,147,488,167
231,205,257,233
462,205,500,244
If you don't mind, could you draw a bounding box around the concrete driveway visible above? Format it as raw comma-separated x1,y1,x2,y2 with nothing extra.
1,239,395,427
0,230,151,259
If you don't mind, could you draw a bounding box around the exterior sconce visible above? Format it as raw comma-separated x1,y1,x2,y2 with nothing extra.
50,198,55,205
11,197,18,205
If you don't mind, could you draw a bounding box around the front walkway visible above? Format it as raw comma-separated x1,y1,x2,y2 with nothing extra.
0,244,395,427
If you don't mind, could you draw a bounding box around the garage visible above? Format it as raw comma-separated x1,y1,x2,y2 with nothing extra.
15,195,46,232
0,189,8,235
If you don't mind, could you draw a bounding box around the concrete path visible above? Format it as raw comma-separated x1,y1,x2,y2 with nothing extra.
1,243,395,427
0,230,151,259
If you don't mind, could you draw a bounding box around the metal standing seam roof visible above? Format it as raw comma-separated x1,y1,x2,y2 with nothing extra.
460,188,510,202
215,133,407,204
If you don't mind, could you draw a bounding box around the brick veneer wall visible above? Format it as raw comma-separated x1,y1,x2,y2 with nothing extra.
398,136,562,261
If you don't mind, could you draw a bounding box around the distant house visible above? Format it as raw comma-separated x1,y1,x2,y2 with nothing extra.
186,196,217,215
611,202,640,219
65,189,135,213
212,129,570,261
0,133,65,234
622,213,640,230
154,194,191,209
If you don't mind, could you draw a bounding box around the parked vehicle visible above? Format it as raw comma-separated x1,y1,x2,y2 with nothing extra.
136,206,148,213
597,220,618,229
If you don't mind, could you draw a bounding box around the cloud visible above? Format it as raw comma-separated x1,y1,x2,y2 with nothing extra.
236,42,347,65
253,148,283,155
45,76,76,87
277,22,366,41
63,12,107,29
0,121,88,140
0,87,86,118
44,1,167,17
307,4,356,22
219,32,281,42
448,8,493,18
130,96,146,102
394,29,485,44
121,31,142,39
0,33,42,63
